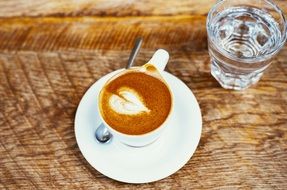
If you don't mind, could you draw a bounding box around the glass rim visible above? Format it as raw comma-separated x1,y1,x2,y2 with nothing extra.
206,0,287,63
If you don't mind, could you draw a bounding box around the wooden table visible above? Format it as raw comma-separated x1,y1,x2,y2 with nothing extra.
1,0,286,189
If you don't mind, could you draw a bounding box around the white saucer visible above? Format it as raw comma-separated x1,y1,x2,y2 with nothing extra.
75,70,202,184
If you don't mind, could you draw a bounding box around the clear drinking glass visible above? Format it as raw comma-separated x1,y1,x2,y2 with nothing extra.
207,0,286,90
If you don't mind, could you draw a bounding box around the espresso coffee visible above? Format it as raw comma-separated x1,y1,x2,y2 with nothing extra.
99,69,172,135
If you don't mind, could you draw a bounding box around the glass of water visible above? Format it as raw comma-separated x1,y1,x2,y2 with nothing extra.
207,0,286,90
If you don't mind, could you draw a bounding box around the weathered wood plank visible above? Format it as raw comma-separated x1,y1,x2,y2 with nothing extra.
0,16,207,51
0,49,286,189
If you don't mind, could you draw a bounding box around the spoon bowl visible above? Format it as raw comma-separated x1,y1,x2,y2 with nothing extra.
95,123,112,143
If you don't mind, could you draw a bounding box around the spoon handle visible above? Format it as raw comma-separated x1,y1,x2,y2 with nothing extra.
126,37,143,69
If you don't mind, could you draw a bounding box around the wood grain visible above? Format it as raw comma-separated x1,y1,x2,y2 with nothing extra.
1,49,287,189
0,0,287,189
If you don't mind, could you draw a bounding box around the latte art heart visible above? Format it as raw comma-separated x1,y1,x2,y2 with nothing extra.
109,87,150,115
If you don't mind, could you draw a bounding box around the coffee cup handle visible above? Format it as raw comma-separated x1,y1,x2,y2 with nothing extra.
146,49,169,72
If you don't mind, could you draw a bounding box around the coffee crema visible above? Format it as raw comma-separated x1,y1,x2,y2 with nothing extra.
99,70,172,135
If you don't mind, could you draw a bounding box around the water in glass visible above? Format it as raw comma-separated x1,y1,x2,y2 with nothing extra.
207,1,286,90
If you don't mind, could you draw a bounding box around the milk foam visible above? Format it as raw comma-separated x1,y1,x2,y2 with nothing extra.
109,87,150,115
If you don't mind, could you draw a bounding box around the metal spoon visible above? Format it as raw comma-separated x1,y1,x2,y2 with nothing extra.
95,37,143,143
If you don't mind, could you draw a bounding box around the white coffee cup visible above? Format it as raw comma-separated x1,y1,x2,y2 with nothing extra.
98,49,173,147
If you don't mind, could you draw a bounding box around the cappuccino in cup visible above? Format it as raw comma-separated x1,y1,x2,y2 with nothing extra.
98,49,173,147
